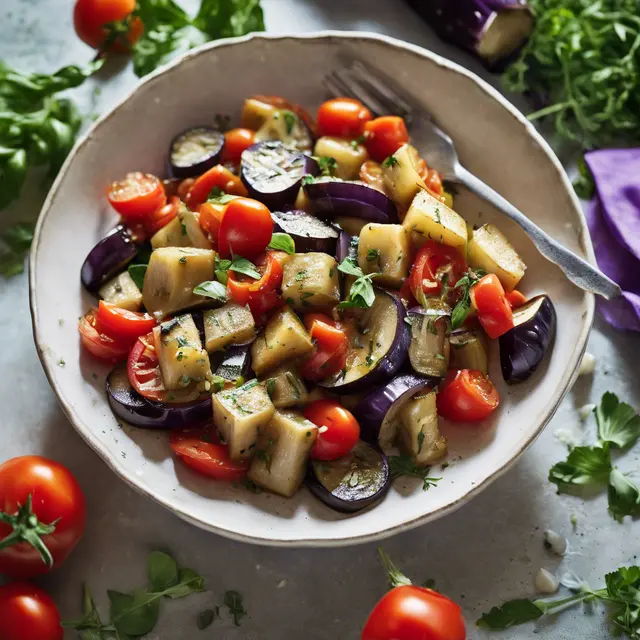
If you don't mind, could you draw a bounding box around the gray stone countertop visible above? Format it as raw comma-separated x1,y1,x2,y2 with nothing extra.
1,0,639,638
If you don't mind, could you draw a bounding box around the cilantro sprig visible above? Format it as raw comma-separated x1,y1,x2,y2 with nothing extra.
478,565,640,638
549,392,640,522
337,258,379,309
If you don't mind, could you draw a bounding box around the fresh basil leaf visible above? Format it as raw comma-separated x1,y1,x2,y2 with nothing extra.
548,445,612,489
477,599,544,629
337,258,363,278
109,590,160,637
596,391,640,449
268,232,295,254
608,469,640,522
230,256,260,279
128,264,148,290
450,292,470,330
193,280,227,302
148,551,179,592
3,223,34,253
164,568,205,598
193,0,265,38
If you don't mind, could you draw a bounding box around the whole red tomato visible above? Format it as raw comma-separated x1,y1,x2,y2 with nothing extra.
362,550,466,640
0,456,86,579
0,582,62,640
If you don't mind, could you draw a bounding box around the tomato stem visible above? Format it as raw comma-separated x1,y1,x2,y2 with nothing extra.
377,547,412,589
0,493,58,568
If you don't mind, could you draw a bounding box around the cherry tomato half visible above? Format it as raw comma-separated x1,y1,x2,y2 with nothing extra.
470,274,514,339
362,584,466,640
218,197,273,259
300,314,348,382
364,116,410,163
145,195,180,236
222,128,256,164
73,0,143,52
437,369,499,422
409,241,467,302
185,165,248,209
317,98,372,138
0,456,86,579
0,582,63,640
78,309,131,362
107,172,166,221
198,201,226,246
170,427,249,482
127,331,165,402
97,301,156,341
303,399,360,461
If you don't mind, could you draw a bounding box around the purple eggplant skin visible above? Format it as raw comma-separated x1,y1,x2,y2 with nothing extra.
304,180,398,224
306,442,391,513
354,373,435,444
499,295,557,384
169,127,225,179
241,141,319,210
271,209,339,254
403,0,533,70
319,290,410,395
81,225,138,293
106,364,211,429
336,230,358,264
212,343,253,383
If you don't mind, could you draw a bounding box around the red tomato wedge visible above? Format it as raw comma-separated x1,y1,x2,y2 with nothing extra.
78,309,131,362
303,399,360,461
364,116,409,163
300,314,348,381
170,428,249,482
97,301,156,341
107,172,166,221
126,331,166,402
185,165,248,209
470,273,514,339
437,369,499,422
317,97,372,138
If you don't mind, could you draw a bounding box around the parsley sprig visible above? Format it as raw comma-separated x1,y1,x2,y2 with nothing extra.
478,565,640,638
450,268,486,330
388,453,441,491
337,257,379,309
549,392,640,522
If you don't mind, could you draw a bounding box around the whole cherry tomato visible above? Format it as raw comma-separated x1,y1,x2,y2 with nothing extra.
0,456,86,579
218,197,273,259
317,98,372,138
303,399,360,461
0,582,62,640
222,128,256,164
364,116,410,163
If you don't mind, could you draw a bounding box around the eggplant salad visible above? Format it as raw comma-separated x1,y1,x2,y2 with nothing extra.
78,95,556,512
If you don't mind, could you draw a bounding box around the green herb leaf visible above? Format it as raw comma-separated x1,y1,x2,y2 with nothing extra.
109,590,160,637
268,232,295,254
193,280,227,302
147,551,179,592
214,255,232,285
197,608,217,630
366,248,381,262
283,110,297,135
0,223,35,277
224,590,247,626
388,453,441,491
477,599,544,629
608,469,640,523
337,258,378,309
450,269,486,330
549,445,612,489
382,154,399,167
573,155,595,200
595,392,640,449
230,256,260,279
128,264,148,290
164,567,205,598
317,155,338,176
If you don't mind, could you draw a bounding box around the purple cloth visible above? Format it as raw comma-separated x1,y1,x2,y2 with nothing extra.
584,149,640,332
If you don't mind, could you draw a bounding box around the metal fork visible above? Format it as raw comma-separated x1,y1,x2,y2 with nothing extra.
324,60,620,300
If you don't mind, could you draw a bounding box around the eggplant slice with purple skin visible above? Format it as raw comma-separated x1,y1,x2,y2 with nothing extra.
307,441,391,513
81,225,138,293
319,289,410,395
169,127,225,179
241,141,319,210
403,0,534,70
499,294,557,384
304,179,398,224
211,343,253,383
271,209,339,254
106,364,211,429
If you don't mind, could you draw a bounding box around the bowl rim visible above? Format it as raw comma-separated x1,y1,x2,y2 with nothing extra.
29,30,595,547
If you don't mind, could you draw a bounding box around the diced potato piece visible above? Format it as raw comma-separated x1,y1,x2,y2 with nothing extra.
381,144,427,211
399,391,447,466
403,189,467,255
449,329,488,373
254,109,312,152
281,253,340,311
203,303,255,352
468,223,526,292
313,137,368,180
357,223,410,289
142,247,215,320
99,271,142,311
151,206,212,250
212,380,275,459
247,410,318,497
153,314,211,390
251,307,314,376
241,98,277,130
262,366,309,409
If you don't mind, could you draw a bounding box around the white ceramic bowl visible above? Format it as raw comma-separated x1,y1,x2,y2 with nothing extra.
30,32,594,546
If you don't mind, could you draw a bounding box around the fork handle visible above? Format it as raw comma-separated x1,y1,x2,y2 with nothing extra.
455,166,620,300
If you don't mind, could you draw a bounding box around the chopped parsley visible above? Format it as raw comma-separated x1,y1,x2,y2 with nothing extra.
382,154,399,167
